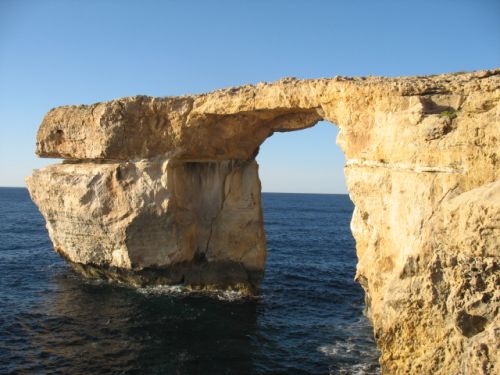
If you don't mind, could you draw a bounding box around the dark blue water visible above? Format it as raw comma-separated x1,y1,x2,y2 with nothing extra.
0,188,379,374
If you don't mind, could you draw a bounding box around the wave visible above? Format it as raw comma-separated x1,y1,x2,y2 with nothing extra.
318,342,379,375
136,284,256,302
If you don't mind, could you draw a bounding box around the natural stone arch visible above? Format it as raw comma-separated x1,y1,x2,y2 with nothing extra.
27,70,499,374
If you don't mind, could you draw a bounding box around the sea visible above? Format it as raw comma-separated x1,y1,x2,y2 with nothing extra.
0,187,380,375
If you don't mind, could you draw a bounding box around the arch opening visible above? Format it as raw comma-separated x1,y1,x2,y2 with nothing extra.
253,122,380,372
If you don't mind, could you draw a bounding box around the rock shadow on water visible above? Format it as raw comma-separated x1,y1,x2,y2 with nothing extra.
16,269,260,375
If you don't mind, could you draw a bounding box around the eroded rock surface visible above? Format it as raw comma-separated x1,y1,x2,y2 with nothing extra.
28,69,499,374
27,159,265,290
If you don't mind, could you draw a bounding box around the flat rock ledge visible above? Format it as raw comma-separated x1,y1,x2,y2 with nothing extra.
27,69,499,374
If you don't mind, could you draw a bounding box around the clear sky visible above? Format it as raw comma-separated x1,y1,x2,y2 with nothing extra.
1,0,499,193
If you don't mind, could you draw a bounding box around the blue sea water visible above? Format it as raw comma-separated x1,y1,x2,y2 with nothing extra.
0,187,379,374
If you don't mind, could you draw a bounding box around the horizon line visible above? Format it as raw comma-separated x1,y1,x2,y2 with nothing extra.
0,186,348,195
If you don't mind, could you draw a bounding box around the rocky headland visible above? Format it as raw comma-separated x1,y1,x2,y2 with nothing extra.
27,69,499,374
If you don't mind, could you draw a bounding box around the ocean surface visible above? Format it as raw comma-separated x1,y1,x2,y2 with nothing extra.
0,187,379,374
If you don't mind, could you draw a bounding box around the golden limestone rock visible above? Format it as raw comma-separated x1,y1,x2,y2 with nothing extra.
27,69,499,374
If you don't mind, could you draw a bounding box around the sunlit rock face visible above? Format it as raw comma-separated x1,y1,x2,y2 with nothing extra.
26,158,265,290
28,69,499,374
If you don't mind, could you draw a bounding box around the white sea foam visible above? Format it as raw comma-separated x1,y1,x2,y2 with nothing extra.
317,318,381,375
317,343,379,375
318,341,356,357
136,284,253,301
136,284,188,296
216,289,248,301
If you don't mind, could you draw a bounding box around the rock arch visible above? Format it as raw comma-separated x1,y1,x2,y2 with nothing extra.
27,70,499,374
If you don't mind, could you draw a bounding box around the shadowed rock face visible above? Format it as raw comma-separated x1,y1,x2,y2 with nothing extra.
27,69,499,374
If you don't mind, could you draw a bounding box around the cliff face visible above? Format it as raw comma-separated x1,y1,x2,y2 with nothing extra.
27,69,499,374
27,159,265,289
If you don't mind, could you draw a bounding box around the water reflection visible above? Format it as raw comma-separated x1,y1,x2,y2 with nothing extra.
25,269,259,374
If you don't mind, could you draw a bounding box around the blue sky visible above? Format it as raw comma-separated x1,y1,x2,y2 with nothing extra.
1,0,499,193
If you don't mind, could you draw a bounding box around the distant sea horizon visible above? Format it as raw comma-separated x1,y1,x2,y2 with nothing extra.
0,186,349,196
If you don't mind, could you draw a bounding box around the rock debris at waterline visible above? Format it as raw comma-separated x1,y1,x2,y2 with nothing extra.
27,69,499,375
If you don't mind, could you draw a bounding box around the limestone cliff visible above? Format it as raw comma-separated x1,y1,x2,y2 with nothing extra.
27,159,265,290
27,69,499,374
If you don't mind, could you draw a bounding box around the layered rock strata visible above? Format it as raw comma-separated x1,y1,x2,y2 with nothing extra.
27,69,499,374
